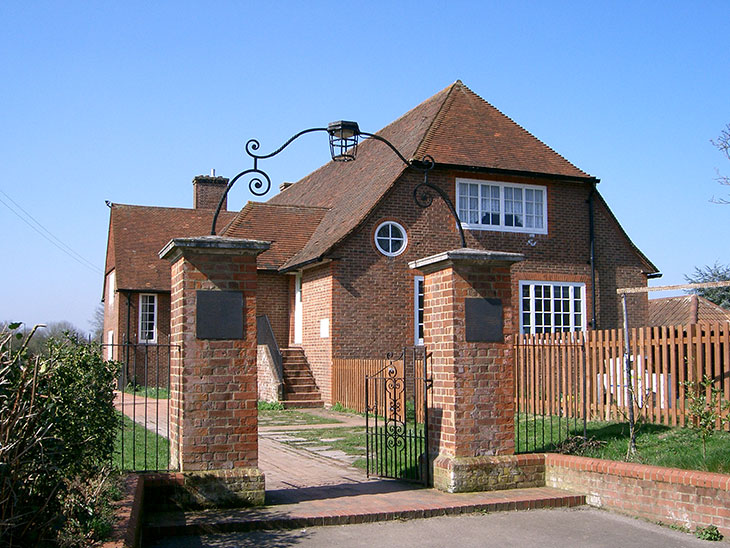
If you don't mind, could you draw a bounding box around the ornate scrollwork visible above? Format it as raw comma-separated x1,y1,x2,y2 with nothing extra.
247,169,271,197
245,138,261,156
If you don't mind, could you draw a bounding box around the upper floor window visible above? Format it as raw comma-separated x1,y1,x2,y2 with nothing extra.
374,221,408,257
107,270,115,308
520,281,585,334
456,179,547,234
139,293,157,343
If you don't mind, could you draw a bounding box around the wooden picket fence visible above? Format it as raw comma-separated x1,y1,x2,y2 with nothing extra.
515,322,730,431
332,356,428,421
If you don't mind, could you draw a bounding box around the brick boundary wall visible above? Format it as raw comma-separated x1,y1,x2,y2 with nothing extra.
101,474,143,548
545,454,730,536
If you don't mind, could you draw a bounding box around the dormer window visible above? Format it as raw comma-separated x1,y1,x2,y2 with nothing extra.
456,178,547,234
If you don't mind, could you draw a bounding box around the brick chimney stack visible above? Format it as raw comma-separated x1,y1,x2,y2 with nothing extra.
193,172,229,210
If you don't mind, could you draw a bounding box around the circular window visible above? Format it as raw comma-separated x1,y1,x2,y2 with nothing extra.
374,221,407,257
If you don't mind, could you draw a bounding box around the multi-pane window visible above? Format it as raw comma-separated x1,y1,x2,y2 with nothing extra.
414,276,424,345
520,282,585,334
456,179,546,234
139,294,157,343
374,221,408,257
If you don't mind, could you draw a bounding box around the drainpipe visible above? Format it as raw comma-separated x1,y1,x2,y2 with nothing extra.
587,183,598,330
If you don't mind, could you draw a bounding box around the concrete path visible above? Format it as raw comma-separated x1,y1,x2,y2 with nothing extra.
147,507,724,548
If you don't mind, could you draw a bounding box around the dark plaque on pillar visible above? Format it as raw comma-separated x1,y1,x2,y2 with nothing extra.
196,290,244,339
465,297,503,342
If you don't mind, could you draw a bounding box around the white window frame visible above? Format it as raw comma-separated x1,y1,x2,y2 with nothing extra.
456,178,548,234
374,220,408,257
414,276,424,345
107,270,115,308
138,293,157,344
294,273,303,345
519,280,586,334
106,330,114,360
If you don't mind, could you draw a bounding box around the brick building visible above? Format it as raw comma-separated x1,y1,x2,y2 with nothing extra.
102,80,659,404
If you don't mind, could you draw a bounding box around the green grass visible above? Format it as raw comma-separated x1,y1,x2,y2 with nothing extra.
258,408,341,427
516,413,730,473
274,426,368,468
275,422,427,481
113,412,169,471
123,384,169,399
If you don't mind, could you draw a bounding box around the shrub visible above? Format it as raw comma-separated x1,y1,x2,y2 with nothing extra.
0,324,119,546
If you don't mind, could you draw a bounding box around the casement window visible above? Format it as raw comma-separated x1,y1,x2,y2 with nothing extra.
520,281,585,334
138,294,157,343
456,179,547,234
414,276,424,345
374,221,408,257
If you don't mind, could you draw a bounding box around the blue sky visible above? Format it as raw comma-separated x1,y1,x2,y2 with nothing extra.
1,1,728,332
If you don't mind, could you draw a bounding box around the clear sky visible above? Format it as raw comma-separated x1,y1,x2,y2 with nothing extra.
1,1,728,333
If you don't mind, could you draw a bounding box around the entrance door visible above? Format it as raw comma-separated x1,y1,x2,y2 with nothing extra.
294,272,303,344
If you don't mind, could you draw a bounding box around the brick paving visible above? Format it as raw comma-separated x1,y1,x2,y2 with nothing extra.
119,406,584,544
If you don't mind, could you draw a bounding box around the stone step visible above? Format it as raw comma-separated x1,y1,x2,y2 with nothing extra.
283,390,321,400
283,376,316,386
142,487,585,542
282,399,325,409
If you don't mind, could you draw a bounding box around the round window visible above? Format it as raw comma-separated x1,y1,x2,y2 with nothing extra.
374,221,407,257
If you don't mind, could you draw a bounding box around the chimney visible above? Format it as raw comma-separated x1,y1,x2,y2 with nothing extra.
279,181,295,192
193,172,229,210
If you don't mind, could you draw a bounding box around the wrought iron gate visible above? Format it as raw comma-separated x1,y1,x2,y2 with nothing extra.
365,346,432,485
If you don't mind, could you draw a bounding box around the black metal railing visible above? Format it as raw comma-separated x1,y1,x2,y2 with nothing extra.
103,338,176,471
365,346,432,485
515,334,587,453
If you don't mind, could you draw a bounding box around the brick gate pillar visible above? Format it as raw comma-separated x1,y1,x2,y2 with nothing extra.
410,249,529,493
160,236,269,507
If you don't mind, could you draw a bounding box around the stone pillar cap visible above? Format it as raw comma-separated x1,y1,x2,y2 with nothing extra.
408,248,524,272
159,236,270,261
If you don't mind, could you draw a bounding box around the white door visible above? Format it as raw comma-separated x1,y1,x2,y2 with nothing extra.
294,272,303,344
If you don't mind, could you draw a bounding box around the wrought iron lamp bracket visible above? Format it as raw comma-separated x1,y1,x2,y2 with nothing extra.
211,128,329,235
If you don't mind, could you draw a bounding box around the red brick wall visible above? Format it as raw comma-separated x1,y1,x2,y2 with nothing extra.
168,248,259,471
256,271,289,347
546,454,730,536
300,263,333,403
327,169,651,361
425,261,516,459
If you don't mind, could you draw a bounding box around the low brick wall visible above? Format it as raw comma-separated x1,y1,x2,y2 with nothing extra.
102,474,143,548
433,454,545,493
257,345,283,402
545,454,730,536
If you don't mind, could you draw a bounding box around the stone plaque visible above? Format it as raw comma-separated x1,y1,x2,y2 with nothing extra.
196,290,244,340
465,297,503,343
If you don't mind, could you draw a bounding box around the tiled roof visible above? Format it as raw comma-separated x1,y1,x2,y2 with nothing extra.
268,80,597,271
648,295,730,327
414,81,593,178
221,202,329,270
104,204,237,293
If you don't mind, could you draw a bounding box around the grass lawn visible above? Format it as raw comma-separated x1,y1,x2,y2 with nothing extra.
517,413,730,473
123,384,169,399
113,412,169,471
258,408,342,427
273,425,368,468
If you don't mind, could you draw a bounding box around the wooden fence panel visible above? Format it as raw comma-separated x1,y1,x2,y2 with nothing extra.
515,322,730,431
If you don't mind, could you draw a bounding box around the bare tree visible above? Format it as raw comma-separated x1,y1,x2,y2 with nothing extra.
89,303,104,342
685,262,730,309
711,124,730,204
